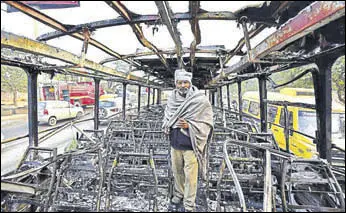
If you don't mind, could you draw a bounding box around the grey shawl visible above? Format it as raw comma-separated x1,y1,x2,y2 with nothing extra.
162,86,214,180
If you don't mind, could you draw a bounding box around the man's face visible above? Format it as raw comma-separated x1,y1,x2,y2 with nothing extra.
176,80,191,95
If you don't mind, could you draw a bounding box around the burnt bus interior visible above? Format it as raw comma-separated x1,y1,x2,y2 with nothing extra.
1,1,345,212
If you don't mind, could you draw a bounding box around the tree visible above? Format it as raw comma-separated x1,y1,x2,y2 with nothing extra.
332,56,345,104
1,65,27,106
268,65,314,91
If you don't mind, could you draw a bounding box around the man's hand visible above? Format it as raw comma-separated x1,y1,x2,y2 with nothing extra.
176,118,189,129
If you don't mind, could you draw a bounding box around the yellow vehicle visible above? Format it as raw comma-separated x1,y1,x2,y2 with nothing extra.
242,88,345,158
100,94,118,100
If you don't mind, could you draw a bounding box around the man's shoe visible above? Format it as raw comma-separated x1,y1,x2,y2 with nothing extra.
183,207,195,212
171,196,183,205
168,204,179,212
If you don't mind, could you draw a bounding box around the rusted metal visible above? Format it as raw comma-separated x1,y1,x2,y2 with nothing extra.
258,75,267,133
189,1,201,72
263,150,272,211
212,1,345,85
79,27,91,67
1,30,161,86
3,1,139,67
2,104,345,211
1,181,36,195
222,139,247,212
313,59,334,163
223,24,266,66
106,1,170,70
123,82,127,120
2,53,161,89
238,81,243,121
94,78,100,130
155,1,184,68
224,1,345,76
227,84,231,110
37,12,238,41
280,160,288,211
239,16,252,60
100,46,230,64
26,68,39,147
253,1,345,59
222,1,291,66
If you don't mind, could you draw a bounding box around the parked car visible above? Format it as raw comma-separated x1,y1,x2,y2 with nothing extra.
98,98,122,119
38,100,84,126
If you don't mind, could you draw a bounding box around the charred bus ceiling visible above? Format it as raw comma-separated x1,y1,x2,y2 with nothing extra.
2,2,344,85
1,1,345,212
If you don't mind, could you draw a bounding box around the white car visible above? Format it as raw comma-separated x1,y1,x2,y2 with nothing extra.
38,100,84,126
98,98,122,119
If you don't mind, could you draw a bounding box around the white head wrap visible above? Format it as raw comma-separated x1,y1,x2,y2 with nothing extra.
175,69,192,84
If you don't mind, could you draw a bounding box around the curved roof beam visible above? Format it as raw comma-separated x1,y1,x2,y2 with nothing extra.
155,1,184,68
37,12,238,41
210,1,345,85
100,46,233,64
105,1,170,71
3,1,141,68
223,1,293,66
1,30,162,87
189,1,201,73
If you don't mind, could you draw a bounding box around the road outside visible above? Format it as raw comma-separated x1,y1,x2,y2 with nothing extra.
0,107,107,175
1,108,94,140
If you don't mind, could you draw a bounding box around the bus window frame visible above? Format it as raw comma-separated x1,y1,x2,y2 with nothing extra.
279,108,294,132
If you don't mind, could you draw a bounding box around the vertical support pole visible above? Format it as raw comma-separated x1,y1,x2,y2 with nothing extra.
258,75,267,133
313,59,333,162
263,150,272,212
157,89,161,105
147,87,151,108
94,78,100,130
122,83,127,120
211,90,215,106
152,88,155,105
240,16,252,60
26,68,39,147
219,86,224,109
237,80,242,121
283,104,290,153
215,89,219,107
138,85,141,115
227,84,231,110
209,90,212,103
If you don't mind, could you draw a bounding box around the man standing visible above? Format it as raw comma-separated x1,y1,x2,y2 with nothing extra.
162,69,213,212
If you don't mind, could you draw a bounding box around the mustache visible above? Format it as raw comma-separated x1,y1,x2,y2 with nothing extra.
178,87,189,94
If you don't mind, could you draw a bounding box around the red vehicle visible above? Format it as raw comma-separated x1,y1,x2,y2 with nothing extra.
39,81,104,107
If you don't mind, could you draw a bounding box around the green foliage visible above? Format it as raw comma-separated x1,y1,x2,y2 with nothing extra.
230,59,345,105
1,66,27,93
332,56,345,104
242,78,259,93
1,65,28,105
269,65,314,92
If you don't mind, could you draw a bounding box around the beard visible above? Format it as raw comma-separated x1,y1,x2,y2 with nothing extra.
178,87,189,96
